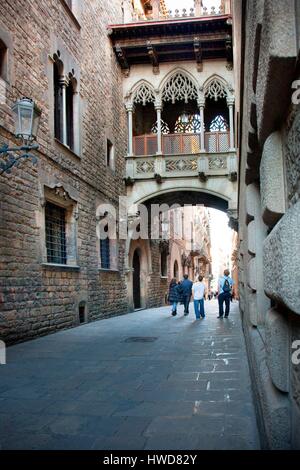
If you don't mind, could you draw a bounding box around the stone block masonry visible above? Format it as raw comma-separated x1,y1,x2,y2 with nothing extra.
234,0,300,450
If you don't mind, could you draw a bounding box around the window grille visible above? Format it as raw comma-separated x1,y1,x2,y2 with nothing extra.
174,113,202,133
151,119,170,134
209,115,229,132
45,202,67,264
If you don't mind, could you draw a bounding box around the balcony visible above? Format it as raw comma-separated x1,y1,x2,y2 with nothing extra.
125,148,237,181
133,132,230,156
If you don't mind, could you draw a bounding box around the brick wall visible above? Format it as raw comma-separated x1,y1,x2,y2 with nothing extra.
0,0,130,344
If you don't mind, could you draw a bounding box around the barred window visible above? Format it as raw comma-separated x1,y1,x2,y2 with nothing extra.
100,225,110,269
45,202,67,264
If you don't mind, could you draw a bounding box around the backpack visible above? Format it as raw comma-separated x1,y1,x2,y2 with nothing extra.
223,278,231,293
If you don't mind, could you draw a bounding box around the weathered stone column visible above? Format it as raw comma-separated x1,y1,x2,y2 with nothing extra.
59,76,68,146
126,103,134,156
227,95,235,150
155,101,162,155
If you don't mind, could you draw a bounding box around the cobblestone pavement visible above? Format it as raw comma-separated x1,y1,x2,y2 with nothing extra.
0,300,260,450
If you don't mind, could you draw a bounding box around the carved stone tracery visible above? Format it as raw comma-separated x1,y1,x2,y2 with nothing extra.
162,72,198,104
133,83,155,106
205,78,228,101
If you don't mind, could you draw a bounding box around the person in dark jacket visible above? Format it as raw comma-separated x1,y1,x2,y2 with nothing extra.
181,274,193,315
168,278,180,316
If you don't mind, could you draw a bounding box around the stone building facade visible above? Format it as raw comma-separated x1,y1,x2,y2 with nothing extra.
0,1,238,343
168,206,211,285
233,0,300,449
0,0,130,344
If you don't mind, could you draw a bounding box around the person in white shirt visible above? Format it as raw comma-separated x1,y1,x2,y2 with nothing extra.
192,276,206,319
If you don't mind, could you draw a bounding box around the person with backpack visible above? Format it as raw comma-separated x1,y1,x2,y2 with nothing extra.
217,269,234,318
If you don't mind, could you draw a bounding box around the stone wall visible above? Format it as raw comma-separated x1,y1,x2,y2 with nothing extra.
234,0,300,449
0,0,130,344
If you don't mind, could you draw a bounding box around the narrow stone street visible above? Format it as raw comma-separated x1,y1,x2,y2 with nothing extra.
0,300,260,450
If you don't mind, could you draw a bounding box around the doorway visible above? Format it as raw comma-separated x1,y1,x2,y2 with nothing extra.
133,249,141,309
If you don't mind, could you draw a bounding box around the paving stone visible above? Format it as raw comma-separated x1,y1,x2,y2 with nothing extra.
0,301,260,449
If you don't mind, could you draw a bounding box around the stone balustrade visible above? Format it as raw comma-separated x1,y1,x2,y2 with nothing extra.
125,151,237,180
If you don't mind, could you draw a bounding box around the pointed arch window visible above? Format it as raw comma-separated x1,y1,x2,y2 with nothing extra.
66,79,74,149
53,61,63,142
209,115,228,132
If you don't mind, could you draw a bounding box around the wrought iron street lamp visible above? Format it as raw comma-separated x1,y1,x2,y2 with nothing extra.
0,97,41,174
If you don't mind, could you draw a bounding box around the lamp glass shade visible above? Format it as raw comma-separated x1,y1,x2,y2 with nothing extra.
12,98,41,142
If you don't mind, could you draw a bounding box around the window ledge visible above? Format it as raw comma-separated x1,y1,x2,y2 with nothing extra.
42,263,80,271
98,268,120,273
59,0,81,29
54,138,81,159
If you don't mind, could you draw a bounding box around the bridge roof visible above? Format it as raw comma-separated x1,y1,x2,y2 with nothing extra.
108,15,233,72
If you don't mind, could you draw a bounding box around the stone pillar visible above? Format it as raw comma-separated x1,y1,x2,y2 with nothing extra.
126,104,134,156
227,96,235,151
155,101,162,155
59,76,68,146
197,97,206,152
151,0,160,19
194,0,202,16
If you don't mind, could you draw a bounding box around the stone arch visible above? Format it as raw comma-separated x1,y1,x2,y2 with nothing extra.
203,74,232,101
159,68,199,104
135,187,231,213
127,79,156,106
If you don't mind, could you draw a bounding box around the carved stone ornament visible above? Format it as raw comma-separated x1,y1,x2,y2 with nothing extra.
162,72,198,104
133,83,155,106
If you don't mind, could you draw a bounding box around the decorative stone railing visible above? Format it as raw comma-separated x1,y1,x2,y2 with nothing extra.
163,6,226,19
133,132,230,156
133,6,226,23
125,151,237,180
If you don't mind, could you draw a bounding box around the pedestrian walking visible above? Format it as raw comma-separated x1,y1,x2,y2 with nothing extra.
217,269,234,318
168,278,180,316
192,276,206,319
181,274,193,316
